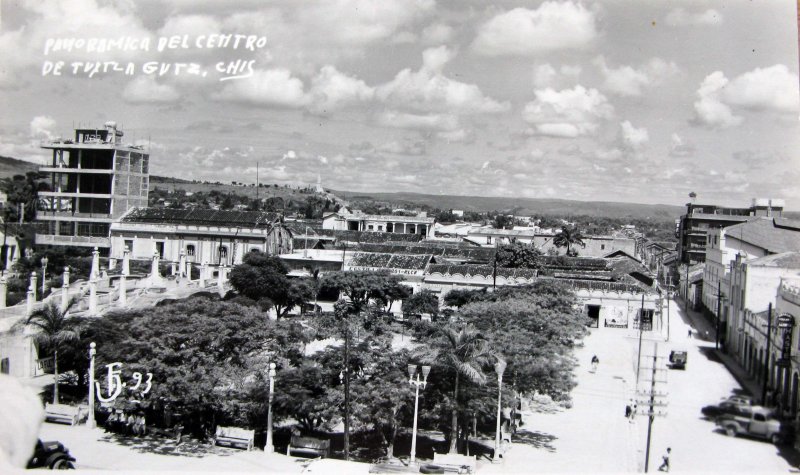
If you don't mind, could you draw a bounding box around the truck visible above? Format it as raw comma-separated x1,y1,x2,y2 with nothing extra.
715,406,791,444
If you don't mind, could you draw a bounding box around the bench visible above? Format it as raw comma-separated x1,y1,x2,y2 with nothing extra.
44,403,85,426
432,453,476,473
214,426,255,451
287,435,330,458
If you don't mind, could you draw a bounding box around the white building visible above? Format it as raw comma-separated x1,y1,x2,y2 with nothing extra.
322,209,435,238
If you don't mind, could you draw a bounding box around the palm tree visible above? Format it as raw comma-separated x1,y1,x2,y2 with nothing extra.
552,226,586,256
27,302,80,404
429,324,493,454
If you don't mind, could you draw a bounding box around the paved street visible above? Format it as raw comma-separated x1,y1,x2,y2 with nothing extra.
37,297,799,473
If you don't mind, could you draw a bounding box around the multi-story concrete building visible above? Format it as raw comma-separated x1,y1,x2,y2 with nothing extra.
37,122,149,250
676,198,784,265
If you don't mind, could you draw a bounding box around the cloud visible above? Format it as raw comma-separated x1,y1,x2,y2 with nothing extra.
437,129,476,144
619,121,649,150
721,64,799,113
212,68,309,107
378,111,459,131
522,85,614,137
30,116,56,140
472,2,598,56
377,140,426,156
693,71,743,128
376,46,509,114
158,14,222,39
594,56,680,97
693,65,799,128
308,65,374,114
421,23,454,44
122,77,181,104
669,133,695,157
533,63,582,88
665,8,723,27
305,0,435,45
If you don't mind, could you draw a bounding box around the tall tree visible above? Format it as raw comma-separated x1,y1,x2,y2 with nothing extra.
424,324,492,454
27,302,81,404
495,242,543,269
401,289,439,317
320,270,398,311
229,251,312,318
552,226,586,256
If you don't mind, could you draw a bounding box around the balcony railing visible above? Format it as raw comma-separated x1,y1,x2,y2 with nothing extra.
36,211,113,221
35,234,110,247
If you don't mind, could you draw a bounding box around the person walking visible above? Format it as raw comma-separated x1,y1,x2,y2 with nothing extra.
658,447,671,472
688,328,692,338
591,355,599,372
629,403,637,423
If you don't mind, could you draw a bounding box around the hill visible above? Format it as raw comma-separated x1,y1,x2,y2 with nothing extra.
0,156,41,179
330,190,685,220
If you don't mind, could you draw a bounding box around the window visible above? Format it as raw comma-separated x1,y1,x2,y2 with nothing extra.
368,224,374,231
155,242,164,258
754,413,766,422
378,225,383,231
124,240,133,253
0,357,8,374
186,245,195,256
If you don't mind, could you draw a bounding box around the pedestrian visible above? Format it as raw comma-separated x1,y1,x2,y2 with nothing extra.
625,404,632,418
658,447,671,472
688,329,692,338
591,355,599,372
630,403,637,423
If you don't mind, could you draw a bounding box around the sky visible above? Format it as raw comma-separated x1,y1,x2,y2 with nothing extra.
0,0,798,209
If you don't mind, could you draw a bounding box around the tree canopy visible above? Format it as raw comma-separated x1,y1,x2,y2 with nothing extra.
553,226,586,257
229,251,313,318
495,242,543,269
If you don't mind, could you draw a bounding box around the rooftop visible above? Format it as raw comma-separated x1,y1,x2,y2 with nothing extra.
748,252,800,269
724,218,800,254
120,208,282,228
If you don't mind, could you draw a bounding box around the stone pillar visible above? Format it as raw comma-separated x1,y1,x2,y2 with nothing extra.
108,258,117,272
170,262,177,276
217,265,226,292
179,250,187,278
151,251,160,279
26,284,34,316
199,261,207,287
61,267,70,311
88,278,98,316
30,273,37,302
122,247,130,276
0,276,6,308
118,274,127,307
90,246,100,279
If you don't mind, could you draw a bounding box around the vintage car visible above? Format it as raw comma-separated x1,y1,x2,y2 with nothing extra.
26,439,76,469
715,406,792,444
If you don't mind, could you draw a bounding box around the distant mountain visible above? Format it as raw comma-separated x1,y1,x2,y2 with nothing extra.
150,175,194,184
330,190,685,220
0,155,41,179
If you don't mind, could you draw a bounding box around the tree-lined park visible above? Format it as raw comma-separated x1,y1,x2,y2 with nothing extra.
32,250,589,461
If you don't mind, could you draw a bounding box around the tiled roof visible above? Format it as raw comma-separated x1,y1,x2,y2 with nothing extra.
121,208,282,228
725,218,800,253
748,252,800,268
349,252,433,270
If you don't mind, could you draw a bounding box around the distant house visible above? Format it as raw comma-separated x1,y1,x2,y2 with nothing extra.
322,209,435,238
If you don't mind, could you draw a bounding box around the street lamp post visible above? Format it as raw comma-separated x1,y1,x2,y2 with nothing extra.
408,364,430,463
87,342,96,429
493,358,507,462
40,256,48,298
265,362,276,454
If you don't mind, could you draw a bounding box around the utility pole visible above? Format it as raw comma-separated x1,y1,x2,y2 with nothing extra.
762,303,773,405
716,282,724,350
684,264,689,312
634,342,667,473
665,270,671,342
636,294,645,386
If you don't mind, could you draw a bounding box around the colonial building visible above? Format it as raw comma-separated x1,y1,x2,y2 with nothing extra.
37,122,150,249
322,209,435,238
109,208,293,265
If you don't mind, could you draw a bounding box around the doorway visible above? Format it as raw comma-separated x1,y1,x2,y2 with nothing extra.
586,305,600,328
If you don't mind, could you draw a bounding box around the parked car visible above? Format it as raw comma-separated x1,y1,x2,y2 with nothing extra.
26,439,76,469
715,406,792,444
668,350,687,369
701,400,752,418
725,395,754,406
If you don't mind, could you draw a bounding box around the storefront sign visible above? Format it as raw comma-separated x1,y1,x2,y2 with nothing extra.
777,314,795,329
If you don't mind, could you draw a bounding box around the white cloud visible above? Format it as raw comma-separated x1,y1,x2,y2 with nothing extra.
421,23,454,44
619,121,649,150
213,69,309,107
665,8,723,27
595,56,680,97
669,133,695,157
693,71,743,128
472,2,598,56
721,64,799,113
122,77,181,104
30,116,56,140
437,129,475,143
522,85,614,137
158,14,221,39
378,111,459,131
376,46,509,114
305,0,435,45
533,63,582,88
377,140,426,156
308,65,374,114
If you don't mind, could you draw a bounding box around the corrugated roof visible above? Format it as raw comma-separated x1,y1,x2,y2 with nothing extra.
725,218,800,254
121,208,282,228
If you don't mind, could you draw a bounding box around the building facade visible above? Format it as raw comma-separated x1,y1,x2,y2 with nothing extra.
109,208,293,266
323,209,435,238
37,122,149,249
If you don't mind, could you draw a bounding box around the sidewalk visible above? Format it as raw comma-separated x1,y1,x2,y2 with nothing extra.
675,296,764,403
